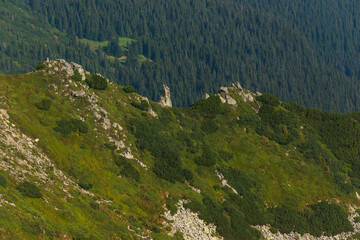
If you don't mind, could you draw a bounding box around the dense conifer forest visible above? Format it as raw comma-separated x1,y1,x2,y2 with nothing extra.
1,0,360,111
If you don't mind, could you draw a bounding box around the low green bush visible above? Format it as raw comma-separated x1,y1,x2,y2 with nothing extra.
78,182,93,190
191,94,230,118
72,70,83,82
104,143,117,151
219,150,234,161
54,118,89,136
257,93,280,106
182,169,194,181
115,156,140,182
282,102,305,114
123,86,135,93
35,63,46,70
270,202,353,236
201,119,219,134
131,100,149,111
35,99,51,111
17,181,42,198
86,74,107,90
130,118,186,183
0,174,7,188
195,144,217,167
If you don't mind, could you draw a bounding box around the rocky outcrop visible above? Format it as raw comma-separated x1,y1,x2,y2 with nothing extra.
202,93,210,99
42,59,88,80
158,85,172,107
108,136,125,150
122,147,134,159
148,108,158,118
71,90,86,97
205,81,259,107
71,62,86,80
164,200,223,240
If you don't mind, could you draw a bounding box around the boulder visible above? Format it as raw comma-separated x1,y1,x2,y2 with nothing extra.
225,94,237,106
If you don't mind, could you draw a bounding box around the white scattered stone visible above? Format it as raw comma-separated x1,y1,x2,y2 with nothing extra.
215,170,238,195
102,118,111,130
185,181,201,194
71,90,86,97
121,147,134,159
164,200,223,240
148,108,158,118
108,137,125,150
113,123,123,131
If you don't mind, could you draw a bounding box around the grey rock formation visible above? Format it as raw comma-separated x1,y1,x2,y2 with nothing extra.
71,90,86,98
148,108,158,118
122,147,134,159
158,85,172,107
61,61,74,77
202,93,210,99
232,81,243,91
71,62,86,80
225,94,237,106
218,87,229,94
217,86,237,106
108,136,125,150
42,59,89,80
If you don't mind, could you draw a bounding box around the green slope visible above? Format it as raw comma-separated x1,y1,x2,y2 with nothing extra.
0,61,360,239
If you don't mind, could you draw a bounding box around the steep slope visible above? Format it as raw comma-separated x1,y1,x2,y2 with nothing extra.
1,60,360,239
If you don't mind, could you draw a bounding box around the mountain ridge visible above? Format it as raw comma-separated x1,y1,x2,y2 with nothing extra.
1,59,360,239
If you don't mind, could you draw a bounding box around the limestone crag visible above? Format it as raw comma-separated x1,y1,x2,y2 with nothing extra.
254,205,360,240
43,59,88,80
70,62,87,80
158,85,172,107
202,81,260,108
164,200,223,240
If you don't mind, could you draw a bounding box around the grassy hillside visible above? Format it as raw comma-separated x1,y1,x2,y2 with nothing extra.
0,61,360,239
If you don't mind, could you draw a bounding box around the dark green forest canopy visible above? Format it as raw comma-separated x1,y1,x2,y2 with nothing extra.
1,0,360,112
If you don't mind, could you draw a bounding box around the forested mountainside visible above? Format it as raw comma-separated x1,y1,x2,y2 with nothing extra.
1,0,360,112
1,60,360,239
